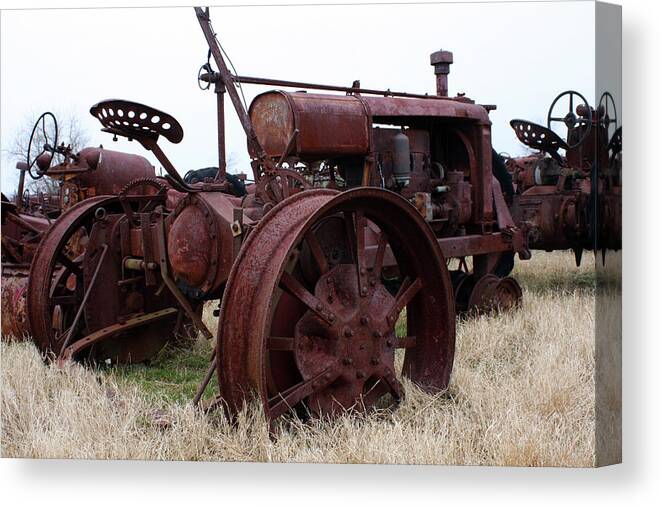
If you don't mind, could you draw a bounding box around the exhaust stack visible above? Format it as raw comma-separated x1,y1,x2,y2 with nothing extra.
430,50,453,97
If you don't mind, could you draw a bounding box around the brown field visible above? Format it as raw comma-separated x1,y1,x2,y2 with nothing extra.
0,251,597,465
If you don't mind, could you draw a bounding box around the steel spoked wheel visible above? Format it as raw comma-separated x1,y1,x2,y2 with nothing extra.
27,196,179,363
216,188,455,422
27,197,116,357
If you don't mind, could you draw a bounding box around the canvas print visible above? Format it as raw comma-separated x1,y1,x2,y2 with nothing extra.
0,1,621,466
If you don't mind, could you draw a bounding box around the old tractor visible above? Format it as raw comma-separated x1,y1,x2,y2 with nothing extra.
1,112,168,340
2,6,531,422
506,90,622,263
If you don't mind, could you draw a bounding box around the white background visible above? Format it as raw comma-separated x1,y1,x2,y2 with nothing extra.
2,1,659,506
0,0,595,190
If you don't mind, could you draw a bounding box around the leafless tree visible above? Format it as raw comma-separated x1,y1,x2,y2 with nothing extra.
4,109,90,198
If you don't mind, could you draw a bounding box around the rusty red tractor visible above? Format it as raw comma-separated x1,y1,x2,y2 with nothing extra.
506,90,621,264
1,7,535,423
1,110,171,339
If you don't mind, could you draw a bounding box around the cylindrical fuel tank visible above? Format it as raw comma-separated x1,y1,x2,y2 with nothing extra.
74,147,156,196
249,91,370,160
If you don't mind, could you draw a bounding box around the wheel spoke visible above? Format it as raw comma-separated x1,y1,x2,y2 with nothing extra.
267,336,295,351
50,294,78,306
57,253,81,276
279,177,289,199
388,277,423,324
373,231,388,275
304,230,328,274
279,271,335,325
268,364,340,419
342,210,357,263
270,179,284,202
354,210,368,296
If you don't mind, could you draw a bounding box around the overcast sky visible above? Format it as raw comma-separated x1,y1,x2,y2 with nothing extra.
0,1,596,192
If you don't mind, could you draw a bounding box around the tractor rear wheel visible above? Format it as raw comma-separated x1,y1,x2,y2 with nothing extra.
216,188,456,422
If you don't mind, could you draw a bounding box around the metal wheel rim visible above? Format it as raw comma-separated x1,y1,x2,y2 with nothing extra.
216,188,455,422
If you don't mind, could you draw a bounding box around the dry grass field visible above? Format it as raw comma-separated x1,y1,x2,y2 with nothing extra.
1,251,597,466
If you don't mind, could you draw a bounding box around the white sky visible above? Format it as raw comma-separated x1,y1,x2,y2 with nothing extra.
0,1,595,192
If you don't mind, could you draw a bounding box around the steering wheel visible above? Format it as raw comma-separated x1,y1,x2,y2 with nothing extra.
509,119,568,162
547,90,592,149
598,91,618,142
197,63,212,90
26,112,58,179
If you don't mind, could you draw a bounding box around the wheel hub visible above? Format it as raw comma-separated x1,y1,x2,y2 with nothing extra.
294,264,398,414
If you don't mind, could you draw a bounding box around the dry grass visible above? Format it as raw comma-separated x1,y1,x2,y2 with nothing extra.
1,251,596,465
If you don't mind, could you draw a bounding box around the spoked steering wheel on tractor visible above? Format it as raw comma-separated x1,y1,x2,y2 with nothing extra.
26,112,59,179
547,90,592,149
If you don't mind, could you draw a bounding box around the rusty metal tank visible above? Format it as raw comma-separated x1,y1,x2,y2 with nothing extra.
71,147,156,196
249,91,370,160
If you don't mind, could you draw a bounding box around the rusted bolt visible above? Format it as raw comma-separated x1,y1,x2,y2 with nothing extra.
360,316,370,325
356,370,366,379
386,339,394,347
343,357,353,366
361,288,368,296
344,327,354,337
316,303,323,311
371,357,380,365
369,278,376,287
360,267,366,275
373,330,382,338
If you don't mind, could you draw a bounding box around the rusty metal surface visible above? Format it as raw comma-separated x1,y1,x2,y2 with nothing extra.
26,196,116,354
250,91,371,160
72,148,156,197
507,89,621,257
363,95,490,123
216,188,455,421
